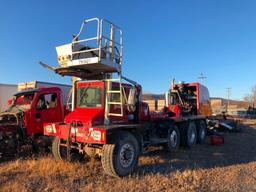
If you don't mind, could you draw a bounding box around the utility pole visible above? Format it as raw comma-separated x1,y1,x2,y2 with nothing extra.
198,73,206,84
226,87,231,111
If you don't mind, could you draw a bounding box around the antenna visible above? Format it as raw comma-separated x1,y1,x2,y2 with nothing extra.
198,72,206,84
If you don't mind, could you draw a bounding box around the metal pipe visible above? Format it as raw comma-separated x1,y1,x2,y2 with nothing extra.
121,76,137,86
72,37,98,44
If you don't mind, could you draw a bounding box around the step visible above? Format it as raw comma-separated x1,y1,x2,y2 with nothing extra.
107,90,122,93
108,102,122,105
108,113,123,117
105,78,122,82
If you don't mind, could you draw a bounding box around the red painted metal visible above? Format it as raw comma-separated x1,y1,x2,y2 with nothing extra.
211,134,224,145
0,87,69,137
44,80,149,145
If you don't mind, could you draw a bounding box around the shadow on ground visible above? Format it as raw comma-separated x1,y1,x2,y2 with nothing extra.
136,124,256,175
1,124,256,178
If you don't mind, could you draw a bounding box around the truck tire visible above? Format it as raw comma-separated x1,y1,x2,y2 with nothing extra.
196,120,207,144
185,121,197,148
52,137,66,160
101,131,139,177
165,125,180,152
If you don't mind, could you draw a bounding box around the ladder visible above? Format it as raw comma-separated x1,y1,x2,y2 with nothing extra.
104,72,124,125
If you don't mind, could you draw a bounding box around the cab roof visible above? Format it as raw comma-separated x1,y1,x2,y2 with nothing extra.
15,87,61,96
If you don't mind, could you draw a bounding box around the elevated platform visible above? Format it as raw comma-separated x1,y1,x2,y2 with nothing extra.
54,63,120,79
54,18,122,79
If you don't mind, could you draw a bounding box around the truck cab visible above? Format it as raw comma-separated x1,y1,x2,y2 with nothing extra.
66,80,148,124
0,86,69,157
44,79,149,142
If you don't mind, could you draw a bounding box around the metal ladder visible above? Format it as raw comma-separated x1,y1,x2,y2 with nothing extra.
104,73,124,125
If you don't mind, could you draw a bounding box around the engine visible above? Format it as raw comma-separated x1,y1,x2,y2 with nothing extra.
0,112,25,159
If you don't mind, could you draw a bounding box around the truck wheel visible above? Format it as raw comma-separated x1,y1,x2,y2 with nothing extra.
196,120,207,144
185,121,197,148
165,125,180,152
101,131,139,177
52,137,67,160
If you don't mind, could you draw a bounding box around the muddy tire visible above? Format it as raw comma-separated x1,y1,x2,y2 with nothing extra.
52,137,67,160
185,121,197,148
196,120,207,144
101,131,139,177
165,125,180,152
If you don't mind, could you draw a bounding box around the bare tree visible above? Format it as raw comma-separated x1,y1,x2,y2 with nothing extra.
244,85,256,107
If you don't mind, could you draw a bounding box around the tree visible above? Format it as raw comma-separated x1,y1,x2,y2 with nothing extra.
244,85,256,108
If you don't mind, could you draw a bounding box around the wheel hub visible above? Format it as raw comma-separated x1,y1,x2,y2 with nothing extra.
169,130,178,147
190,130,196,143
119,143,135,168
200,127,205,139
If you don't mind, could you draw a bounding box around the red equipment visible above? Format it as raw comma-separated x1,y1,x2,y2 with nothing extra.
210,134,224,145
166,80,212,117
41,18,208,177
0,84,71,158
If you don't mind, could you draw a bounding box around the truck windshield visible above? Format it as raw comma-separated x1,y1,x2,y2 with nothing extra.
77,86,102,108
12,92,35,110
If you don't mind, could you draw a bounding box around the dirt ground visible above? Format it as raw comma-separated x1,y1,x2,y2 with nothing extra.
1,123,256,192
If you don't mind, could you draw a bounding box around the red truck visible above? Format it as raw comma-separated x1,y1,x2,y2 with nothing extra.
0,81,71,158
42,18,208,177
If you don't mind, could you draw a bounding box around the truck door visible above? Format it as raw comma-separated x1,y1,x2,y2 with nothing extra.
34,92,62,133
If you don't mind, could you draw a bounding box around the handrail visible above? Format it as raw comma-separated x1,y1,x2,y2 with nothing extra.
72,37,98,44
101,18,122,30
72,18,100,44
63,18,123,67
100,19,123,46
101,35,123,46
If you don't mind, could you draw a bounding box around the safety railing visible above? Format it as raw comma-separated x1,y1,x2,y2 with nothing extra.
70,18,123,68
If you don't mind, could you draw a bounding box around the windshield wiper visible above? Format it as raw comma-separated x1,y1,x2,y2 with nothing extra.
80,87,89,105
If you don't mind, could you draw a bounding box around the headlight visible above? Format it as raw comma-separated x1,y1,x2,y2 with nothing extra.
45,125,53,133
91,130,101,141
45,124,56,133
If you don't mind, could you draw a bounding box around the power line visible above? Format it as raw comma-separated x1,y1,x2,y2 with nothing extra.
226,87,232,110
198,73,206,84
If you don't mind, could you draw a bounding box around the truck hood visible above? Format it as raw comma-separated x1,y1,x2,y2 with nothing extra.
3,105,29,114
64,108,104,126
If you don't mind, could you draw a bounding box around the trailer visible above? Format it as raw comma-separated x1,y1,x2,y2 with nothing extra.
41,18,208,177
0,83,17,112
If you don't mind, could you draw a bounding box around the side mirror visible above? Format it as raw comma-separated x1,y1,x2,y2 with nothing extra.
127,87,137,112
128,87,136,106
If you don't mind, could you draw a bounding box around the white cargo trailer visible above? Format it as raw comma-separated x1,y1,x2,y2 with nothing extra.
0,83,17,112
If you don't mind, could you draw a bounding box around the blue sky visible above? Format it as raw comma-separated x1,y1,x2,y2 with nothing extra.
0,0,256,100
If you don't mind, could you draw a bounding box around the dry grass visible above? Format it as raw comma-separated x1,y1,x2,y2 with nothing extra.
1,124,256,192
